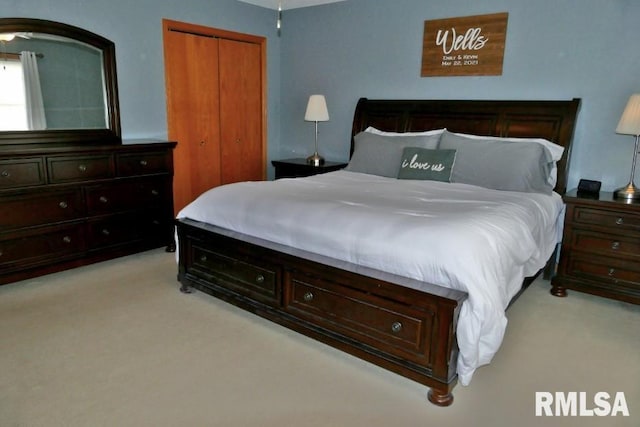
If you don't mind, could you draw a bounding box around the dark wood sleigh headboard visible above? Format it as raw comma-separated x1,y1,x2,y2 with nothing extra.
350,98,581,194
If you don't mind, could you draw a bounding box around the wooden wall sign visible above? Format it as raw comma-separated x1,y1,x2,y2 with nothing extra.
421,12,508,77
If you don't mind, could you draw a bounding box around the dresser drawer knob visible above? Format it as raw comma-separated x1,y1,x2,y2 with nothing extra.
303,291,314,302
200,255,207,262
391,322,403,333
101,229,110,236
615,217,624,225
58,201,68,209
62,236,72,243
611,241,621,250
151,189,159,196
78,164,87,172
0,249,3,257
99,196,108,203
255,274,265,284
1,170,9,178
139,160,148,166
608,268,615,277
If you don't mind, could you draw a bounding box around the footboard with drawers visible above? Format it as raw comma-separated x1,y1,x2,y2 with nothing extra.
176,218,467,406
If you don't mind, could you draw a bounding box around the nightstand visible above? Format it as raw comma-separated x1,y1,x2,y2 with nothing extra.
551,189,640,304
272,158,348,179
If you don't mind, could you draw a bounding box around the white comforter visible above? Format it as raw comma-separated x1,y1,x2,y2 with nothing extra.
177,170,564,385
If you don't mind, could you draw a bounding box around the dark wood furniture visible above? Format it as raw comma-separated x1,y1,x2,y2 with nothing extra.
0,18,176,285
272,158,348,179
551,190,640,304
0,141,176,285
176,98,580,406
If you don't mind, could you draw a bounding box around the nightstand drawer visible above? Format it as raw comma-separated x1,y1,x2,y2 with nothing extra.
569,228,640,258
573,206,640,231
564,253,640,291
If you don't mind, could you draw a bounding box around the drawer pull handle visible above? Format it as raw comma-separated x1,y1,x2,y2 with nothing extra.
1,170,9,177
151,189,159,196
139,160,148,166
255,274,265,284
608,268,615,277
78,164,87,172
615,217,624,225
391,322,403,333
99,196,108,203
303,291,314,302
0,249,3,257
611,241,621,250
62,236,72,243
102,229,110,236
200,255,207,262
58,201,68,209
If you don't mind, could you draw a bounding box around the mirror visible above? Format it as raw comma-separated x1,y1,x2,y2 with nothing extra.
0,18,120,145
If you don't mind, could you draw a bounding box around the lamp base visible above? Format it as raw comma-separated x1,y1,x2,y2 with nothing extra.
614,182,640,201
306,152,325,166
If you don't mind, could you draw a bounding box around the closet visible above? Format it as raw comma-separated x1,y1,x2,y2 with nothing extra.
163,19,266,214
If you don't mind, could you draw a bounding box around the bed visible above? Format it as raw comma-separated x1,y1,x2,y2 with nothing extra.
175,98,580,406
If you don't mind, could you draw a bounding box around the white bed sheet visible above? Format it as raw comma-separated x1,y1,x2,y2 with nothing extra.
176,170,564,385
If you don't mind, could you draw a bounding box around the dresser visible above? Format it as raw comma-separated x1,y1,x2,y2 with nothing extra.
0,141,176,285
271,158,348,179
551,189,640,304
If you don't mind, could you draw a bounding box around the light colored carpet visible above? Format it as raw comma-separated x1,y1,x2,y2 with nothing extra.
0,249,638,427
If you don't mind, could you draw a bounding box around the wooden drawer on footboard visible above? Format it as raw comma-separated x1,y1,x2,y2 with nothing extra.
188,243,281,306
285,271,435,366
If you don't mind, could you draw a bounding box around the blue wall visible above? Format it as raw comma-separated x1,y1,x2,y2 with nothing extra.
279,0,640,191
3,0,640,189
2,0,282,176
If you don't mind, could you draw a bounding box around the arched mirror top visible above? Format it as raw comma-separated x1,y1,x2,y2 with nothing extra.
0,18,120,145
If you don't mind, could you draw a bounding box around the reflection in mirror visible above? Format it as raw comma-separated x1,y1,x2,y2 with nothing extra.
0,33,106,131
0,18,120,145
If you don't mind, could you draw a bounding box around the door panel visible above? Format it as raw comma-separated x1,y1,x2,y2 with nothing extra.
164,29,221,214
219,39,264,185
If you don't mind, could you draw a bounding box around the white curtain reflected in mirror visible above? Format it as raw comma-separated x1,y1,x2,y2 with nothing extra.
20,51,47,130
0,56,28,130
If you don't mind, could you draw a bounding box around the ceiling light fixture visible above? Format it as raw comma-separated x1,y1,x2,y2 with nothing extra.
277,1,283,36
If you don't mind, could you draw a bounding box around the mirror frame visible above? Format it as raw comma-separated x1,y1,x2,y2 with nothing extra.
0,18,121,145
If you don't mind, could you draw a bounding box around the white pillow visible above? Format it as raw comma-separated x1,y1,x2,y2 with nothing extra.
365,126,446,137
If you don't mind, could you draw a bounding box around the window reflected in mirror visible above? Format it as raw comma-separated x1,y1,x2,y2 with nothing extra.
0,33,107,131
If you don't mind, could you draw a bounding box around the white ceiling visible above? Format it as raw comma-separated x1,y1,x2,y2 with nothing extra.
237,0,346,10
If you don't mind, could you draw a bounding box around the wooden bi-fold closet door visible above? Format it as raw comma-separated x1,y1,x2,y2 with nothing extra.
163,19,266,215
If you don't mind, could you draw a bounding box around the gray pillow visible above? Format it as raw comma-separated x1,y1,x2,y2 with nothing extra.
438,130,554,193
397,147,456,182
346,132,441,177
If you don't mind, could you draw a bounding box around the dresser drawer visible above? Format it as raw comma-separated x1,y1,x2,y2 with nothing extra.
116,151,170,177
564,252,640,291
568,228,640,259
86,211,171,250
573,205,640,232
48,155,113,183
0,224,84,270
0,158,45,189
190,244,280,305
0,190,84,231
285,272,433,364
85,177,170,215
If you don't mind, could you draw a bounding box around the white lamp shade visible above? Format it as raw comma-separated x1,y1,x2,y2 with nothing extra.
616,94,640,136
304,95,329,122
